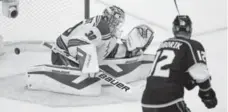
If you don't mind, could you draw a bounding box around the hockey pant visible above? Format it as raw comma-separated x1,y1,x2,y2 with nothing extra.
142,101,191,112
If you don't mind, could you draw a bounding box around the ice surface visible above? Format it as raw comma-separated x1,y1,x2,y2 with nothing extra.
0,31,226,112
0,68,145,107
0,0,227,112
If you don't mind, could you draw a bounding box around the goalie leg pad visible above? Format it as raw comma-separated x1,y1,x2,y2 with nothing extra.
26,64,102,96
100,54,155,85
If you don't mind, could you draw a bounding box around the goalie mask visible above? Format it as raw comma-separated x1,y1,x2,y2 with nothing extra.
103,5,125,36
173,15,192,39
124,24,154,52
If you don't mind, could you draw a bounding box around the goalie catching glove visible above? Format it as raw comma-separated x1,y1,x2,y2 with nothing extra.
122,24,154,57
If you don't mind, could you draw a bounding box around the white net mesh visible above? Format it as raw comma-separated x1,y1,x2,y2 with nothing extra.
0,0,84,41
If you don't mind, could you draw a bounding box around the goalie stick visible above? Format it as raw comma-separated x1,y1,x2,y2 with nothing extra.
42,41,133,93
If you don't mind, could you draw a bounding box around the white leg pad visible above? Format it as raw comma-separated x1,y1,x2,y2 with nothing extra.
26,65,102,96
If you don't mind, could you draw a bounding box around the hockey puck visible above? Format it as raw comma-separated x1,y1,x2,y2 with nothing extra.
14,48,20,55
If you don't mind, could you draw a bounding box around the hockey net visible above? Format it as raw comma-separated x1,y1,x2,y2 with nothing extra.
0,0,90,54
0,0,86,41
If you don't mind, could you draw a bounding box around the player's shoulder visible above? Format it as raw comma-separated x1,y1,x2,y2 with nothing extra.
168,37,204,50
83,15,110,36
183,38,204,50
95,15,111,36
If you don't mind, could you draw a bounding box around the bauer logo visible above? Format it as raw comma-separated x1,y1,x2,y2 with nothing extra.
97,73,130,92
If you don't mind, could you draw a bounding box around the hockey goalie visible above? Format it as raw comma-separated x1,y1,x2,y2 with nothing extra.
26,5,155,96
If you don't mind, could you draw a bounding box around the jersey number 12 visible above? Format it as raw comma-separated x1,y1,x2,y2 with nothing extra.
151,50,175,78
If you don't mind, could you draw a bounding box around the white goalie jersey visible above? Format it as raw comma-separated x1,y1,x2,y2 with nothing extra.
59,15,117,62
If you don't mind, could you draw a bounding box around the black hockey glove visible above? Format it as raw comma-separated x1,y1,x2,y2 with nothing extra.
198,88,217,109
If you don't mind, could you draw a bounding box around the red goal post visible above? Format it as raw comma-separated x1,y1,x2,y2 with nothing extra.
84,0,90,19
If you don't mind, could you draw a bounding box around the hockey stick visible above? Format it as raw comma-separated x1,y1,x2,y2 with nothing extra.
42,41,133,93
174,0,180,15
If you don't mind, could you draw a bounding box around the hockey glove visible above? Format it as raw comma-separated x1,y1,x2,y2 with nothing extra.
198,88,217,109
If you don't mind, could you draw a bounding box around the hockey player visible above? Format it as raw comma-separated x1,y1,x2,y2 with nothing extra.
141,15,217,112
51,5,126,73
26,23,155,96
26,5,156,96
51,5,154,74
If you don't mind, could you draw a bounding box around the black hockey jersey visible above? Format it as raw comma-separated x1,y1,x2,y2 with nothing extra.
142,37,210,105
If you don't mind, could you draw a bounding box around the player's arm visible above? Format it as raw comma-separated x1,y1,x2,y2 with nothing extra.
95,16,112,41
65,16,108,73
187,41,211,86
82,16,112,48
187,41,217,109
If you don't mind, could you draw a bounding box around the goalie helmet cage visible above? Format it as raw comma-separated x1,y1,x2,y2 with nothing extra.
0,0,90,54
